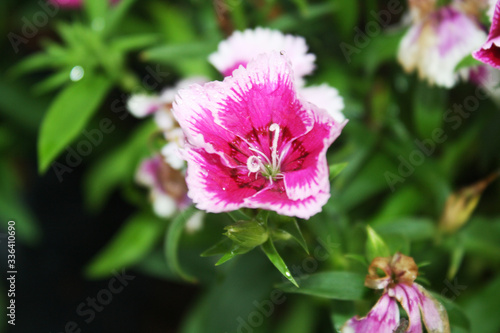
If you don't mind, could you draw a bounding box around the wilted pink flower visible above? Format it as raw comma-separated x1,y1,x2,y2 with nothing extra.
172,52,345,219
398,4,486,87
209,27,316,85
473,1,500,69
49,0,119,9
341,253,450,333
135,155,190,218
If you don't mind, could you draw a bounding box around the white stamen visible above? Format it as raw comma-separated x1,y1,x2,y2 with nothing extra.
246,123,284,183
247,156,261,173
269,123,280,169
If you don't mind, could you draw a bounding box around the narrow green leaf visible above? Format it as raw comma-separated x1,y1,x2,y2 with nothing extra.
447,244,465,280
201,238,233,257
413,82,447,139
261,238,298,287
85,212,164,279
165,206,198,282
32,70,70,95
9,53,60,77
329,162,348,180
0,161,41,246
142,41,217,63
373,218,436,241
110,34,161,52
366,226,391,261
215,252,238,266
275,218,309,254
38,75,112,173
84,121,156,212
460,275,500,333
276,272,366,300
226,209,252,222
84,0,108,23
344,254,368,267
105,0,136,36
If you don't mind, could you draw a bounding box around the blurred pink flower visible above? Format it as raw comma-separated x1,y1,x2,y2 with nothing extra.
398,4,486,87
135,155,190,218
341,253,450,333
473,1,500,69
172,52,345,219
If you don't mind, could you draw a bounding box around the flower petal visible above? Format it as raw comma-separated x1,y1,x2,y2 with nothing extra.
389,284,423,333
173,52,314,167
127,94,161,118
208,27,316,83
341,293,400,333
414,283,451,333
299,84,345,123
282,106,345,201
246,179,330,220
183,147,268,213
473,0,500,69
399,6,486,87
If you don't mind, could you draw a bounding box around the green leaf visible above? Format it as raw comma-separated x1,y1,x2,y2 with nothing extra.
329,162,348,180
110,34,161,52
38,75,112,173
164,206,198,282
84,0,108,23
261,237,298,287
365,226,390,261
454,54,483,72
201,238,234,257
32,70,70,95
105,0,136,36
273,216,309,254
85,212,164,279
460,275,500,333
226,209,252,222
413,82,447,139
84,121,156,212
373,217,437,241
276,271,366,300
142,41,217,63
0,161,41,246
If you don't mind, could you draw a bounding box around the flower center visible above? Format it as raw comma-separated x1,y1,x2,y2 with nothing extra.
246,123,284,184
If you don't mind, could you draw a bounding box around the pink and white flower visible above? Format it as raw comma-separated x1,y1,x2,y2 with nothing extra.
341,253,450,333
208,27,316,85
172,52,345,219
127,77,208,170
398,4,486,87
473,1,500,69
135,155,190,218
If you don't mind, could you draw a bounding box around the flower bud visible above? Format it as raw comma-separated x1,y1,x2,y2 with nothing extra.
439,171,498,234
224,220,269,248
